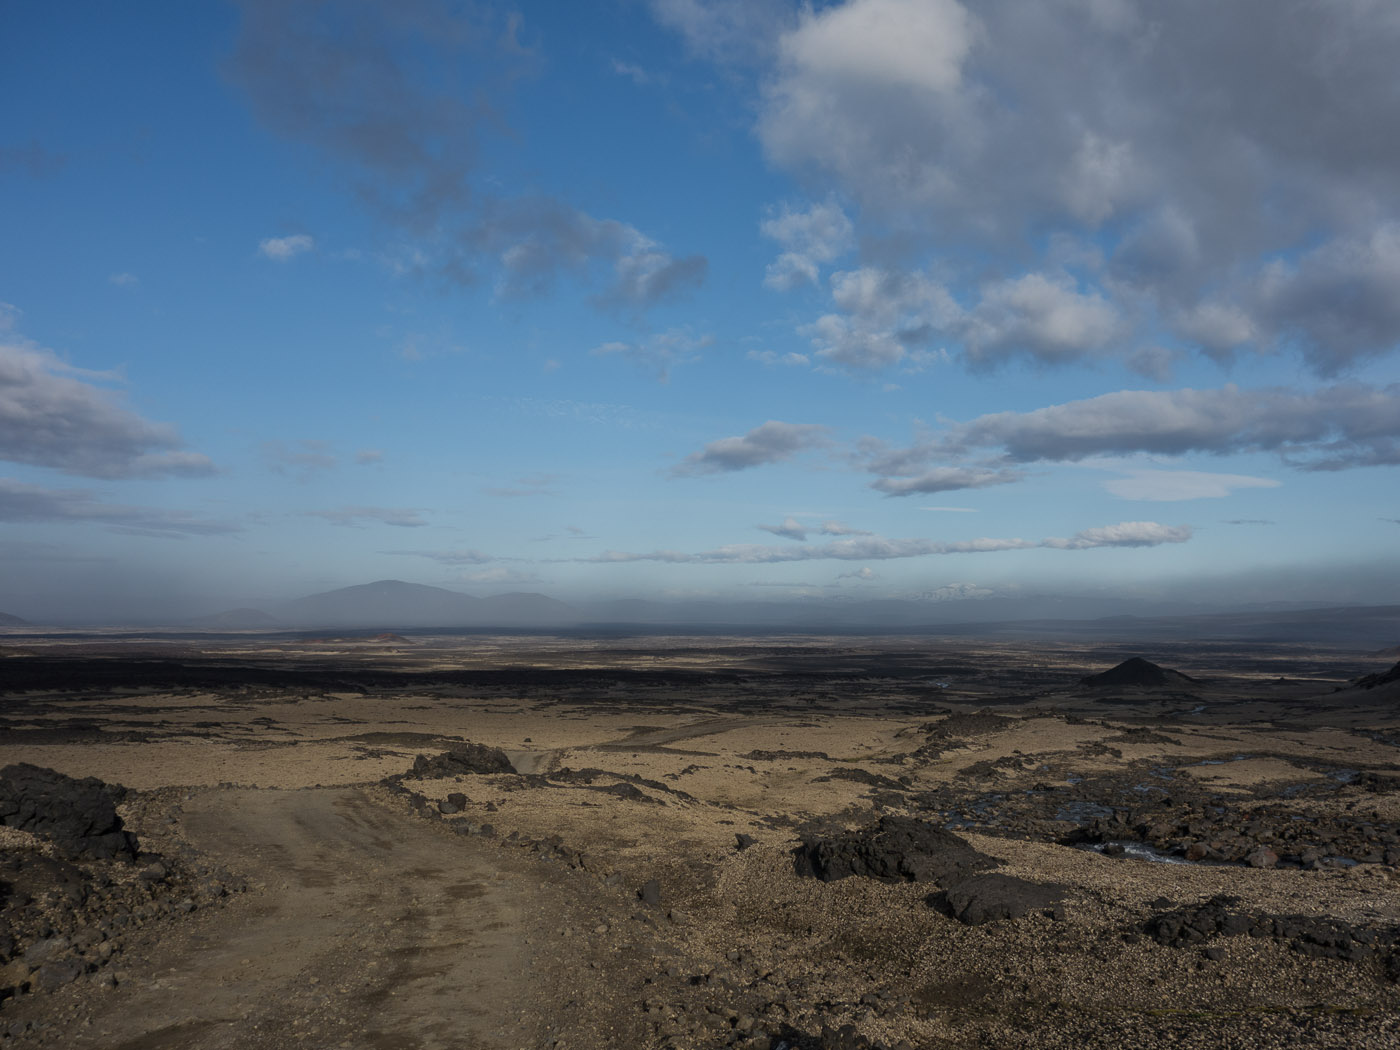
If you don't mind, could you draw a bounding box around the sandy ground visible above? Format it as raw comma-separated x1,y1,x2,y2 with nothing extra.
2,633,1400,1049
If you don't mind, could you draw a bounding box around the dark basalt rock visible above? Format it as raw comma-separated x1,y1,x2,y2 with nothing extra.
1146,895,1400,968
0,764,138,860
793,815,998,884
1081,657,1196,688
935,873,1068,925
405,742,515,778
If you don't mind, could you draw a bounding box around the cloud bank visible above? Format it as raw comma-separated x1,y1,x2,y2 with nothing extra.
578,520,1190,564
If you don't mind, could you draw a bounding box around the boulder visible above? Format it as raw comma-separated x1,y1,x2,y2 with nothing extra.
793,816,998,884
938,874,1068,925
0,764,138,860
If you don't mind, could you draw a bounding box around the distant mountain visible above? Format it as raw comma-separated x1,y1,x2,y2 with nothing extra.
0,611,29,627
273,580,580,628
190,608,283,629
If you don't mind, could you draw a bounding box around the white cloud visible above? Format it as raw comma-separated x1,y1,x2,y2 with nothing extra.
750,0,1400,376
948,384,1400,470
757,516,872,541
383,548,494,565
0,310,215,479
0,478,238,537
108,272,139,287
578,520,1190,564
761,198,855,290
758,516,809,541
672,421,831,476
305,506,427,528
259,234,315,260
804,268,960,369
747,350,811,367
592,328,711,381
871,467,1024,497
962,271,1124,368
1102,468,1281,502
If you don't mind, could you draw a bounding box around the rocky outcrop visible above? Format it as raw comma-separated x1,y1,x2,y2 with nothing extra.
0,764,138,860
793,816,997,884
404,743,516,778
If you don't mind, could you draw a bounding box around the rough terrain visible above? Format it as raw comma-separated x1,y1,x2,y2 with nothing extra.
3,632,1400,1048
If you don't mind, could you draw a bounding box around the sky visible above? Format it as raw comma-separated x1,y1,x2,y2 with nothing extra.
2,0,1399,623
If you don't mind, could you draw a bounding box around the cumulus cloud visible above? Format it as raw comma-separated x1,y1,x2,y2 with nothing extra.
803,268,959,369
592,329,711,381
871,467,1024,497
671,421,831,476
1102,469,1281,502
576,520,1191,564
305,506,427,528
961,272,1124,368
744,0,1400,375
0,312,215,479
229,2,703,314
761,198,855,290
258,234,315,260
0,478,238,537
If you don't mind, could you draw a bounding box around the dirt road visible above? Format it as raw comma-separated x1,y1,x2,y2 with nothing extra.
27,787,638,1050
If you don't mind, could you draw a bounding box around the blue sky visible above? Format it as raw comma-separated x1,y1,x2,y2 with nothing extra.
2,0,1398,621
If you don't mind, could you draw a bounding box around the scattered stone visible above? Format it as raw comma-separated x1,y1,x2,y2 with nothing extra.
638,879,662,908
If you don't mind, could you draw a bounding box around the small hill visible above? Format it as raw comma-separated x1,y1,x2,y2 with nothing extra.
0,612,29,627
190,608,281,629
1354,661,1400,690
1081,657,1196,688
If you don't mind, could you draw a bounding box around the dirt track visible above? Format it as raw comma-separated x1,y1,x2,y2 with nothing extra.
41,788,608,1050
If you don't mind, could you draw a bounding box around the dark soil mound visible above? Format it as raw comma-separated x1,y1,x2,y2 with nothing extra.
936,873,1068,925
1081,657,1195,688
405,742,516,777
1355,661,1400,690
793,816,998,884
0,764,138,860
